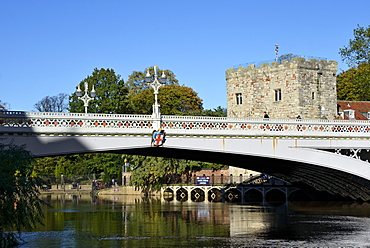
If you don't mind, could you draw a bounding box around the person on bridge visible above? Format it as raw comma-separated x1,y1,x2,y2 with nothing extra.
263,112,269,118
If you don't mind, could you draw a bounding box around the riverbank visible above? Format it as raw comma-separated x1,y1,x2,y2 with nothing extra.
40,184,91,194
96,186,160,196
40,185,161,196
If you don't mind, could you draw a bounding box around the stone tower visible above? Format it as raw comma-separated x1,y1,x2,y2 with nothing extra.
226,57,338,119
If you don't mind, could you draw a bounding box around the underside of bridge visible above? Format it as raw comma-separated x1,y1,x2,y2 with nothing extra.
109,147,370,202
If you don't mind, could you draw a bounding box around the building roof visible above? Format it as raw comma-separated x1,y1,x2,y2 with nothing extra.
337,101,370,120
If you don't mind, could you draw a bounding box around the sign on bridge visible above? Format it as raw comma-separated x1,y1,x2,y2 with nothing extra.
196,176,210,185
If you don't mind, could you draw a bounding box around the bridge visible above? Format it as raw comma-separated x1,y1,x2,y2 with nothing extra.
2,110,370,201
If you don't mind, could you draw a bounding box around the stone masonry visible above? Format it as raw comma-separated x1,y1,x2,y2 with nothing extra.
226,57,338,119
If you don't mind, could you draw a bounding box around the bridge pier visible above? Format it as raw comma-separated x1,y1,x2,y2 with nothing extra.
161,185,299,205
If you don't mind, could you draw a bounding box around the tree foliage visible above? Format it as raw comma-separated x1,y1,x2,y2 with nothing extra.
129,84,203,115
122,66,225,186
337,63,370,101
339,25,370,67
126,67,179,95
181,106,227,117
34,93,68,112
34,66,226,188
337,25,370,101
36,68,129,182
69,68,129,114
0,143,45,247
127,155,225,189
126,66,192,114
34,153,123,181
0,100,9,110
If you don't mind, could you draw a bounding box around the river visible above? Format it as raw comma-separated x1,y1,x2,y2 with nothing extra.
18,193,370,247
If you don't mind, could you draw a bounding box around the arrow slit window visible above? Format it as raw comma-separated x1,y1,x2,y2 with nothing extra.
236,93,243,105
274,89,282,101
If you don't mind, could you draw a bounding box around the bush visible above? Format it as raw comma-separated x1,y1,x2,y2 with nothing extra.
0,142,46,247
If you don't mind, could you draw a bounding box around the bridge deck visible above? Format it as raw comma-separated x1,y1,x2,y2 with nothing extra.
2,111,370,138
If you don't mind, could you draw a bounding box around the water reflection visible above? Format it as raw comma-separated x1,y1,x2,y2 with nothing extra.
19,194,370,247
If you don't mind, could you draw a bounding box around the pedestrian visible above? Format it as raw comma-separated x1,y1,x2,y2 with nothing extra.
92,180,97,190
296,115,302,131
263,112,269,118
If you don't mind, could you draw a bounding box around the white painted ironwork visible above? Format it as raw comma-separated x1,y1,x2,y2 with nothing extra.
4,111,370,201
145,66,167,124
2,111,370,138
76,82,96,113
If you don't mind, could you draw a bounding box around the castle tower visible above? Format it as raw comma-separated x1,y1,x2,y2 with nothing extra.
225,57,338,119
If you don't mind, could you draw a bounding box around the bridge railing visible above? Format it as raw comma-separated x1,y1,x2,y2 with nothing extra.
2,111,370,138
0,111,154,135
161,115,370,138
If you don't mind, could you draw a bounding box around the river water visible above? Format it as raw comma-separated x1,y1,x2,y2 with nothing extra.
18,194,370,247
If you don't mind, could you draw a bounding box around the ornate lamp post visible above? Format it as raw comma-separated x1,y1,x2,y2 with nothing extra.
76,82,96,113
145,66,167,118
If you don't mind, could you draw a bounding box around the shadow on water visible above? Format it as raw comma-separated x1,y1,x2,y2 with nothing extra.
289,200,370,217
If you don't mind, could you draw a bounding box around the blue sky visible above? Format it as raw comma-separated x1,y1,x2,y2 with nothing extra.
1,0,369,111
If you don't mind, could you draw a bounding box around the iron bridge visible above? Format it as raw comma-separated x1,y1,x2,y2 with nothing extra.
2,111,370,201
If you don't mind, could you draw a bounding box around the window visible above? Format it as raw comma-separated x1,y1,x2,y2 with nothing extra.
235,93,242,105
274,89,282,101
344,109,355,119
312,92,315,100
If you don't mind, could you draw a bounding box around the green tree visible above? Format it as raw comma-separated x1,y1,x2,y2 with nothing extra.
60,68,129,183
34,66,226,187
126,66,179,95
128,155,225,189
339,25,370,67
337,25,370,101
35,153,124,182
337,63,370,101
0,143,45,247
33,157,59,176
126,67,226,187
126,66,184,114
36,68,129,181
69,68,129,114
129,84,203,115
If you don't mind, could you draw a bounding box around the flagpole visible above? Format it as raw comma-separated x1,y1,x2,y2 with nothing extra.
275,44,279,61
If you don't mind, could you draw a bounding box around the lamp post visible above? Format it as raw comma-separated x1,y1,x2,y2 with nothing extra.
123,158,130,173
76,82,96,113
145,66,167,118
317,69,323,119
122,158,130,186
61,174,64,191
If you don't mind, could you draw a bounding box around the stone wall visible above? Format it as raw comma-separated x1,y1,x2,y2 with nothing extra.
226,57,338,119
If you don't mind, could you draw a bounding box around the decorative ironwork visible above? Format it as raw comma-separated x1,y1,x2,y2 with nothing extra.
2,111,370,139
333,148,370,163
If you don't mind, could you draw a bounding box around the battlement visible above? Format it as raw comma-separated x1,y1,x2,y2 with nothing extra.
227,56,338,76
226,56,338,120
